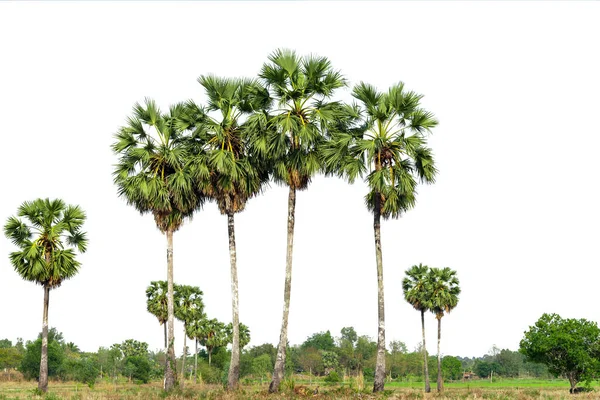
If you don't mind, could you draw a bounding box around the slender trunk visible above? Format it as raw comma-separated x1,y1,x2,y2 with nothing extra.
373,194,386,392
194,339,198,384
38,284,50,392
180,325,187,389
437,317,443,392
421,310,431,393
164,229,176,391
208,348,212,367
227,212,241,390
269,187,296,393
163,322,168,376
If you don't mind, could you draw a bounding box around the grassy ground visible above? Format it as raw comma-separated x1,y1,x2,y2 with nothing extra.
0,379,597,400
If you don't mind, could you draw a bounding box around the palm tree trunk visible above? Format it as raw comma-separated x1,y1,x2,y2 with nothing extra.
180,325,187,389
208,348,212,367
194,338,198,384
421,310,431,393
437,317,443,392
269,186,296,393
38,284,50,392
373,194,386,393
227,211,240,390
165,229,176,391
163,322,168,375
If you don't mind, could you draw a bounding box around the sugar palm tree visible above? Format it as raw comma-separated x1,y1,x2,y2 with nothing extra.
174,284,204,389
181,75,269,390
322,82,438,392
112,99,204,390
197,318,228,367
246,49,346,393
3,198,87,392
146,281,169,349
402,264,433,393
185,317,204,384
428,267,460,392
225,322,251,350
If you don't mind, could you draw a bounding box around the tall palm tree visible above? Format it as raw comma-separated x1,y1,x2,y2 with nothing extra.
322,82,438,392
181,75,269,390
246,49,346,393
428,267,460,392
174,284,204,389
146,281,168,349
3,198,87,392
402,264,433,393
112,99,204,390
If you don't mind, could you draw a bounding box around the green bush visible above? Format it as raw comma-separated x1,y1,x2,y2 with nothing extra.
123,355,151,384
324,370,341,383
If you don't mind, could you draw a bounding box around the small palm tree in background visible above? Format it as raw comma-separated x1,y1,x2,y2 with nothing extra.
112,99,204,390
185,316,204,384
429,267,460,392
174,284,204,389
247,48,346,393
402,264,433,393
225,322,251,350
181,75,269,390
146,281,169,349
322,81,437,392
197,318,228,367
3,198,87,392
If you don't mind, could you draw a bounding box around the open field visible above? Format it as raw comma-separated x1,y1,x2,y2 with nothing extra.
1,380,599,400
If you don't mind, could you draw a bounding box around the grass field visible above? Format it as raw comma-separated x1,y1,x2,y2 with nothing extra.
0,379,597,400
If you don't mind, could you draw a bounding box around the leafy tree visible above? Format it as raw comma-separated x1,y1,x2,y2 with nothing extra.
322,81,437,392
0,339,12,349
4,198,87,392
112,100,204,390
114,339,149,359
0,347,22,370
340,327,358,345
251,354,272,381
123,355,152,384
248,49,346,393
441,356,462,380
520,313,600,392
302,331,336,352
429,267,460,392
146,281,168,348
495,349,524,377
182,76,269,390
402,263,433,392
20,339,64,381
174,284,204,388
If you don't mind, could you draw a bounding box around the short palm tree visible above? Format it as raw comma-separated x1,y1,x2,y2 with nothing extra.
197,318,227,367
146,281,169,349
181,75,269,390
428,267,460,392
247,49,346,393
402,264,433,393
3,198,87,392
322,82,438,392
112,99,204,390
174,284,204,389
185,317,204,384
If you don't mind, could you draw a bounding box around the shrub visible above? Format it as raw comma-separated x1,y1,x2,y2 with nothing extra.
324,370,341,383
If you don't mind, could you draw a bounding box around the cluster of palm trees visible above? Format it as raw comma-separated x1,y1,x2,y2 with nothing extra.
145,280,249,387
111,47,438,393
403,264,460,393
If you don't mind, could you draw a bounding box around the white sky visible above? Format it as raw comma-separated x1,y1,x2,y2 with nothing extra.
1,2,599,359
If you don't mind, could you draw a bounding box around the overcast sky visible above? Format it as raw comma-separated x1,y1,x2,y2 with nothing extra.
1,2,599,359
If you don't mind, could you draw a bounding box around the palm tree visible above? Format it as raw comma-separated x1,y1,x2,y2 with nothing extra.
225,322,251,350
185,317,204,384
246,49,346,393
402,264,433,393
3,198,87,392
174,284,204,389
322,82,438,392
181,75,269,390
428,267,460,392
112,99,204,390
197,318,227,367
146,281,169,349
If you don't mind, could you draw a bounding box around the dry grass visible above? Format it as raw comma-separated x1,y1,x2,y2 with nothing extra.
0,381,595,400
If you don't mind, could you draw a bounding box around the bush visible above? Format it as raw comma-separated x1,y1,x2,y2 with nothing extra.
324,370,341,383
123,355,151,384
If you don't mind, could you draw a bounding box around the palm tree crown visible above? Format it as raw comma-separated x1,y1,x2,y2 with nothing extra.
429,267,460,319
112,98,203,232
4,198,88,287
249,48,346,189
402,263,433,312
